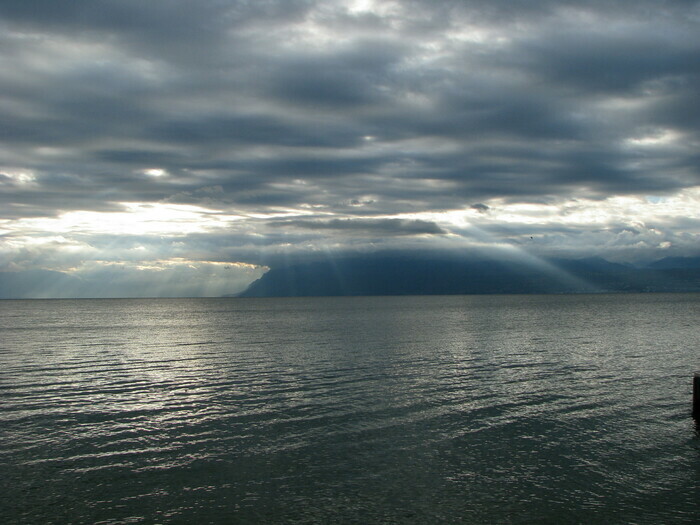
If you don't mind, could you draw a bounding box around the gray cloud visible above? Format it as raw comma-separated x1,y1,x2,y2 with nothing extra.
1,0,700,295
470,203,490,213
274,218,447,235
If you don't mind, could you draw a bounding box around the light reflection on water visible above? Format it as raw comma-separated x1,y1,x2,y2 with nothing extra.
1,294,699,523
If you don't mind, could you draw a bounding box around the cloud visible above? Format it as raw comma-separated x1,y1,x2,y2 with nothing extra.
1,0,699,296
274,218,447,235
470,203,490,213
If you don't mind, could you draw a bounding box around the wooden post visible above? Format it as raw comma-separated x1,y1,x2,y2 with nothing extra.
694,372,700,418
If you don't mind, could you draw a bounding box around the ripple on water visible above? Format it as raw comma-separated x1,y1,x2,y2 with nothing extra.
1,294,699,524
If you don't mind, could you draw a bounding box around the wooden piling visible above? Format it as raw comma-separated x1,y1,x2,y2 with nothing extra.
694,372,700,418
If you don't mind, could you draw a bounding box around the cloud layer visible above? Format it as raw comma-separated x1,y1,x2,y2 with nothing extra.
1,0,700,295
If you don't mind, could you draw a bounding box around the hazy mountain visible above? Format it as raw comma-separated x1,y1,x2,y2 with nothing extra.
239,254,700,297
646,257,700,270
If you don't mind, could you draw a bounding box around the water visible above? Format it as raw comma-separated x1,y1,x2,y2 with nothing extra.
1,294,699,524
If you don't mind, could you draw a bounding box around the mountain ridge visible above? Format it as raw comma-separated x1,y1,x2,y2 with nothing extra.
238,255,700,297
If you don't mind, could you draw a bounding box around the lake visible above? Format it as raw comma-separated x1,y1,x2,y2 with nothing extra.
1,294,699,523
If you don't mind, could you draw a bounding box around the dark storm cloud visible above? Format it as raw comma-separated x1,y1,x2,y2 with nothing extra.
470,203,490,213
0,0,313,50
261,39,406,109
516,31,700,95
2,1,697,204
149,114,364,149
273,218,447,235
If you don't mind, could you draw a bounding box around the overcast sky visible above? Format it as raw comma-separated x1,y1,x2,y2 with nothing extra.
1,0,700,296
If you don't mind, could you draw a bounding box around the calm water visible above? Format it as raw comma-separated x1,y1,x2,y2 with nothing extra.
1,294,699,524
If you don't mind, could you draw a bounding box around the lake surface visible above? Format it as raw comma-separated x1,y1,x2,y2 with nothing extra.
1,294,699,523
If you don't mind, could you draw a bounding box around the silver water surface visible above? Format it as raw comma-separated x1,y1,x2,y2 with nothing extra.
1,294,699,523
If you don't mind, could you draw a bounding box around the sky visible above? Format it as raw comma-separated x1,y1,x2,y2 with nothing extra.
1,0,700,297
